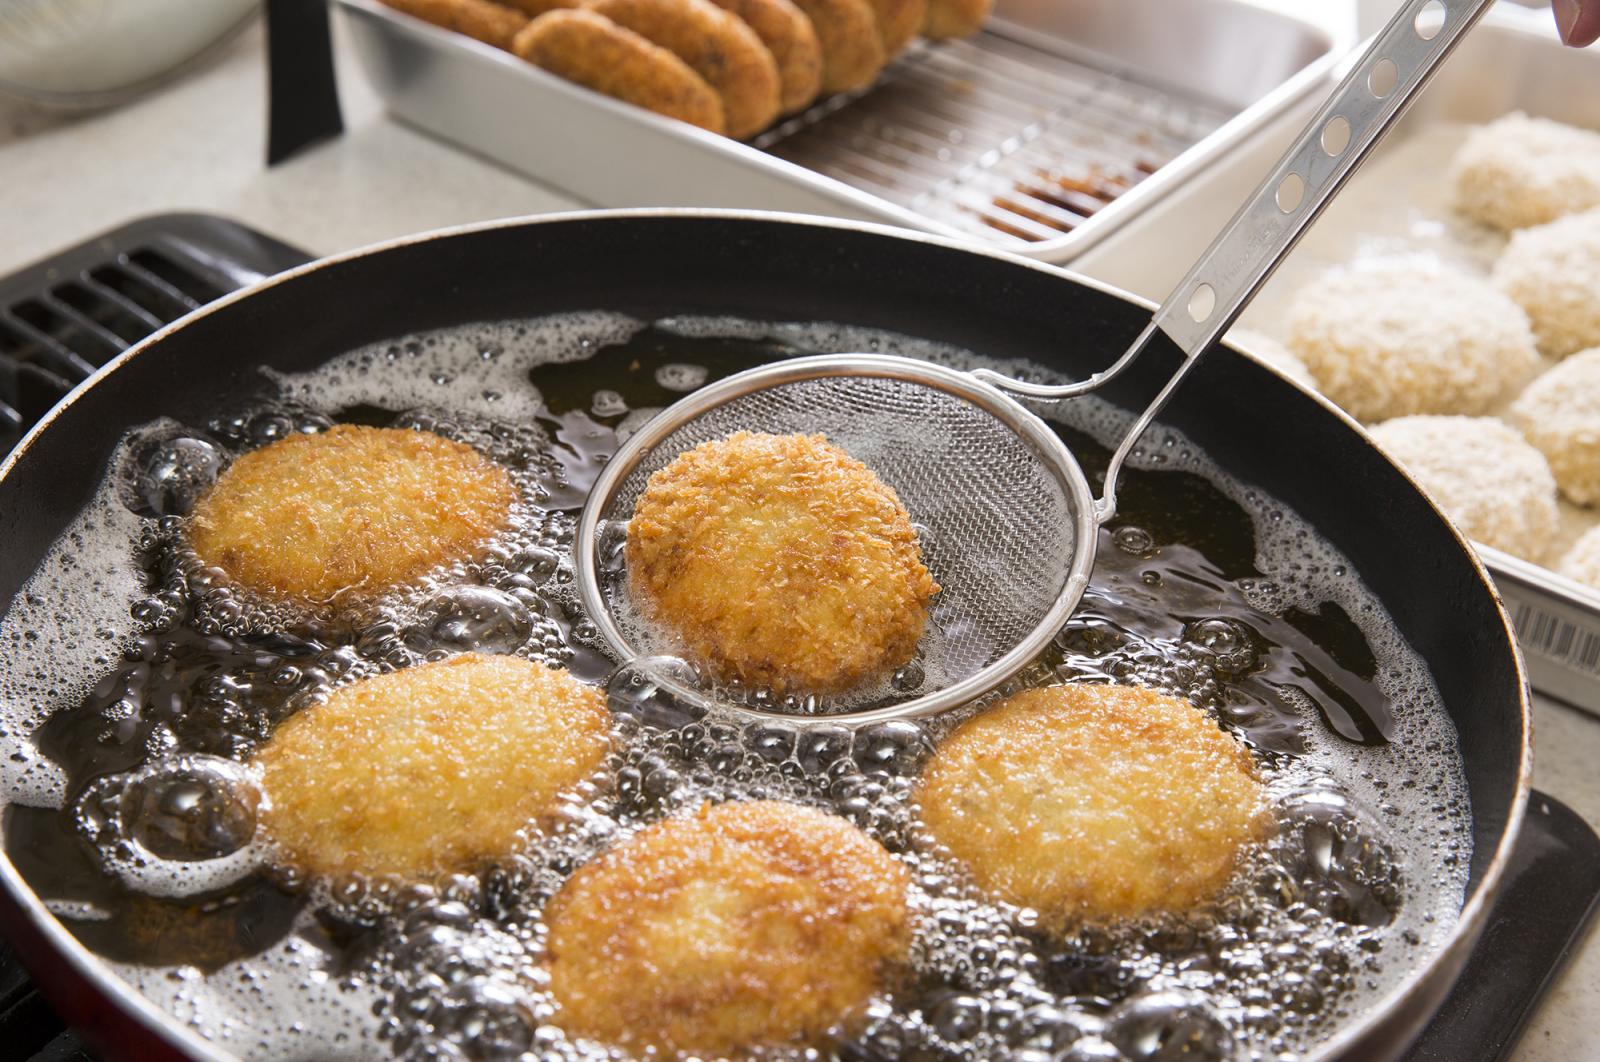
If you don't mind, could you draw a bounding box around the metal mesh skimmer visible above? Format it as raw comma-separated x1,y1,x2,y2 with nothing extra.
574,356,1098,723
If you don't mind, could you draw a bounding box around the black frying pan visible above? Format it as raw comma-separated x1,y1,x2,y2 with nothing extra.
0,212,1530,1060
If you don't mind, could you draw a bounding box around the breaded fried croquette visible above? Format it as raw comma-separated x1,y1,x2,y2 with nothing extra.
378,0,530,49
922,0,991,39
547,800,910,1057
513,10,726,134
918,684,1267,926
865,0,925,54
707,0,822,113
254,654,609,879
787,0,886,94
626,431,938,695
588,0,782,139
495,0,579,13
188,425,515,605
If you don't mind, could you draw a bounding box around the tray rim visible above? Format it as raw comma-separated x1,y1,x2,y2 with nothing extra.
334,0,1356,264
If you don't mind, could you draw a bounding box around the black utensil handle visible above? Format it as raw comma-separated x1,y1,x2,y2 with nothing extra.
265,0,345,166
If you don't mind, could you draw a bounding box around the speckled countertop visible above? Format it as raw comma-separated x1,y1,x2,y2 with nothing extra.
0,9,1596,1062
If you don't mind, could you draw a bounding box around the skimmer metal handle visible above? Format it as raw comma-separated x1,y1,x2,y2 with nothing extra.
973,0,1497,520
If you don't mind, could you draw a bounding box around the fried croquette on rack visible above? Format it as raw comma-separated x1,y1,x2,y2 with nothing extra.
187,425,515,605
788,0,887,93
589,0,782,138
918,683,1268,926
546,800,911,1057
706,0,822,113
378,0,530,49
626,431,938,695
513,9,727,133
254,654,609,879
921,0,991,38
865,0,925,54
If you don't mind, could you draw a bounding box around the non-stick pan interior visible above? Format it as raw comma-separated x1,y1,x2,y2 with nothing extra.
0,212,1527,1055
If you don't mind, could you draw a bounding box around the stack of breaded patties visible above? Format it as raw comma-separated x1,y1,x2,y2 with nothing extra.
381,0,992,138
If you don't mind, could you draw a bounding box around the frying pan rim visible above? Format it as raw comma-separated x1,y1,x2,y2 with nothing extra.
0,208,1532,1061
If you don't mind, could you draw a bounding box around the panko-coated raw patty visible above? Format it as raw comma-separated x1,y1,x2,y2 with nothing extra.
546,800,910,1058
917,683,1266,927
513,9,726,134
1226,327,1318,389
188,425,515,605
1370,415,1560,562
254,654,609,879
1560,526,1600,591
1451,112,1600,231
626,431,937,695
1493,207,1600,359
1509,348,1600,507
1286,259,1540,422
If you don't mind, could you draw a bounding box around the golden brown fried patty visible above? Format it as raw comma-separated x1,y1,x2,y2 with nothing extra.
254,654,609,879
547,800,910,1057
918,683,1267,926
513,9,727,133
707,0,822,113
626,431,937,695
788,0,886,93
922,0,990,38
379,0,530,48
588,0,782,138
495,0,579,14
187,425,515,605
865,0,925,54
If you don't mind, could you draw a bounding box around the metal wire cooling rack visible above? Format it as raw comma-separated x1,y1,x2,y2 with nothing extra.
756,29,1234,246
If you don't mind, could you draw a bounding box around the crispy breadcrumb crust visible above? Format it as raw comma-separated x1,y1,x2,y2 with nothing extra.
918,683,1268,927
786,0,885,93
589,0,782,138
513,9,727,134
255,654,609,879
706,0,822,113
188,425,515,605
547,800,910,1057
626,431,937,695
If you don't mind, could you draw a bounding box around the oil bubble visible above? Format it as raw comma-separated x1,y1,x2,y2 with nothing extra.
407,587,532,655
1105,992,1230,1061
654,363,708,392
606,656,704,730
123,431,225,517
122,756,260,860
1112,526,1155,556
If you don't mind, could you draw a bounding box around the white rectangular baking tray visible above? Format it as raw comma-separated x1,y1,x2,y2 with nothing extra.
336,0,1350,264
1076,6,1600,713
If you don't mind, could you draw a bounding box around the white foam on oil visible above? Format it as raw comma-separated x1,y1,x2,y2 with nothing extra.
0,310,1478,1060
0,476,149,807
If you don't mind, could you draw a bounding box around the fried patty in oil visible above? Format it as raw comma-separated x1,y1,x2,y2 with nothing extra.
918,683,1268,926
254,654,609,879
546,800,910,1057
626,431,938,695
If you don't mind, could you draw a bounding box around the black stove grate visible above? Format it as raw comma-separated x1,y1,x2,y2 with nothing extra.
0,213,1595,1060
0,214,309,458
